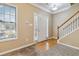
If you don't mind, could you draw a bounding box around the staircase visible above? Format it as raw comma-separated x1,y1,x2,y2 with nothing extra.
57,11,79,39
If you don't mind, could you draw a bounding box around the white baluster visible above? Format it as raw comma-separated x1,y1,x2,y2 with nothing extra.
59,29,60,38
64,27,66,36
76,15,79,29
66,25,68,35
72,21,74,31
65,26,67,35
69,24,71,34
74,18,77,29
78,16,79,27
59,13,79,39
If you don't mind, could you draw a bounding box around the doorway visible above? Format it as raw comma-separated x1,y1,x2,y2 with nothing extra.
34,13,49,42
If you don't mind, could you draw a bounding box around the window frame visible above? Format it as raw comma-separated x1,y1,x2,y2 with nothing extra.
0,3,18,42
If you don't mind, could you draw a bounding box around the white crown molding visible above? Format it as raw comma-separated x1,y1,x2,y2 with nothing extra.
31,3,71,14
31,3,52,14
52,6,71,14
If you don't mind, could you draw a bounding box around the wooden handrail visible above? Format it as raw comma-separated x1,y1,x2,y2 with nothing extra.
57,10,79,39
58,11,79,29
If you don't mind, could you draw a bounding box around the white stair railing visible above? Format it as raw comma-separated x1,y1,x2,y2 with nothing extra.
58,11,79,39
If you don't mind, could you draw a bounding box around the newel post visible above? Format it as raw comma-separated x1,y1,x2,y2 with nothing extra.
57,26,59,39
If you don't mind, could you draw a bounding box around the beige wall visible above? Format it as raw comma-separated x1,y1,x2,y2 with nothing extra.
52,3,79,37
59,29,79,48
0,3,53,53
52,3,79,48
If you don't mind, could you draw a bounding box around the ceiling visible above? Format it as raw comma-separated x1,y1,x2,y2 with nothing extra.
32,3,72,14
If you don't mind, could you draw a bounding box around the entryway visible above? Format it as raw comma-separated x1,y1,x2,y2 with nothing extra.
34,13,49,42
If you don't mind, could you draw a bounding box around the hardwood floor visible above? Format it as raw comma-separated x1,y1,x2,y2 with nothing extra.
3,39,79,56
3,39,57,56
35,39,57,53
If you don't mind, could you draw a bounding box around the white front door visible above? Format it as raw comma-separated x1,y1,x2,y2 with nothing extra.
34,13,49,42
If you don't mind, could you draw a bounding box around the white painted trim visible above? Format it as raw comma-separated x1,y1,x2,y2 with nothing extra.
48,36,53,39
31,3,52,14
57,41,79,50
0,38,16,42
52,36,57,39
46,16,49,38
31,3,71,14
0,42,36,55
5,3,16,7
52,6,71,14
48,36,57,39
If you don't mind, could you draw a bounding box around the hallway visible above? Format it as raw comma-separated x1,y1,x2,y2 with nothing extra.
3,39,79,56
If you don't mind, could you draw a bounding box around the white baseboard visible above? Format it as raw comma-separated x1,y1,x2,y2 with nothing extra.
57,40,79,50
48,36,57,39
0,42,36,55
52,36,57,39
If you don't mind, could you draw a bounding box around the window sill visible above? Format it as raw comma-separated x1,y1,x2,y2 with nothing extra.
0,38,17,42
